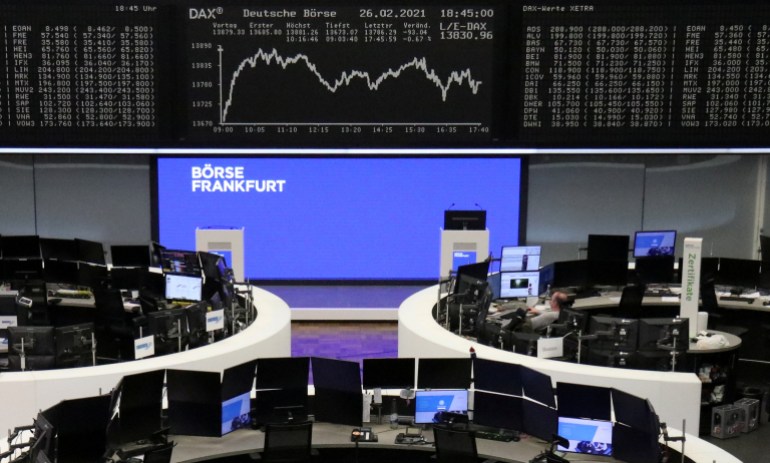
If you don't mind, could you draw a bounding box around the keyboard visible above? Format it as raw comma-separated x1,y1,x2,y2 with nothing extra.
720,296,755,303
475,431,517,442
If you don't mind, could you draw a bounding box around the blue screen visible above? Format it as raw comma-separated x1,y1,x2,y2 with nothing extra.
157,157,522,280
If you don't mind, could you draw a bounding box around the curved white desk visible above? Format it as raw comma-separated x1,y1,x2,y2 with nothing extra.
397,285,741,463
0,286,291,436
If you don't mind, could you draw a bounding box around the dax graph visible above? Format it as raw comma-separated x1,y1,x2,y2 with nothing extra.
185,3,503,146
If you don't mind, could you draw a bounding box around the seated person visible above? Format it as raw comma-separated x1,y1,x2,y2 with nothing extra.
527,291,570,333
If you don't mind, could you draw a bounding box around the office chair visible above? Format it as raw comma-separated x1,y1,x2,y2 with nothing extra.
432,426,480,463
261,420,313,463
93,287,141,360
142,442,174,463
616,284,645,319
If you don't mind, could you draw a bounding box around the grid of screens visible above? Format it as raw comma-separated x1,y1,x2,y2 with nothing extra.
633,230,677,258
6,2,770,148
414,389,468,424
157,157,523,280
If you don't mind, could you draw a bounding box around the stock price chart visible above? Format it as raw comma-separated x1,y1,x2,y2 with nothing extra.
184,2,505,146
0,2,164,145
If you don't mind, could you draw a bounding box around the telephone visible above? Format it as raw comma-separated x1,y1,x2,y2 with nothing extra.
351,427,378,442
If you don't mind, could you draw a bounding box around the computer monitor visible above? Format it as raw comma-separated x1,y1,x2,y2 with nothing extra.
186,302,209,348
521,401,558,441
520,365,556,407
414,389,468,424
2,259,44,281
160,249,201,275
587,234,629,262
453,261,490,293
637,317,690,353
556,307,590,333
612,424,661,463
221,391,251,435
43,259,80,285
29,412,54,462
2,235,41,259
634,256,675,284
716,258,761,289
7,326,55,370
633,230,676,258
147,307,189,355
256,357,310,390
40,238,77,261
472,391,523,432
556,383,611,421
611,389,660,434
417,358,472,390
443,210,486,230
362,358,416,390
199,251,228,281
588,316,639,352
75,238,106,265
77,263,108,288
164,273,202,302
110,245,151,267
500,245,541,272
511,331,540,356
551,260,590,290
587,259,629,287
54,322,95,368
557,417,613,456
499,271,540,298
473,358,523,396
149,241,166,268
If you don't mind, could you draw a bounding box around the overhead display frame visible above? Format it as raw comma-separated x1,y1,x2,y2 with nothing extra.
2,1,770,149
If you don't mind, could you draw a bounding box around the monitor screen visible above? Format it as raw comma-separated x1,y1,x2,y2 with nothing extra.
473,358,522,396
716,258,761,289
417,358,472,390
557,417,613,456
54,323,95,368
40,238,77,261
556,383,611,421
2,235,41,260
160,249,201,275
75,239,106,265
362,358,415,390
634,256,675,284
472,391,523,431
588,316,639,352
257,357,309,390
164,273,202,301
551,260,590,289
157,157,524,280
110,245,151,267
221,391,251,436
633,230,676,258
500,245,541,272
414,389,468,424
443,210,487,231
499,271,540,298
637,317,690,353
587,234,630,262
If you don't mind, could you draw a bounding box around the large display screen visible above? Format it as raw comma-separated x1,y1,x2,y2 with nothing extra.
183,1,507,146
156,157,523,280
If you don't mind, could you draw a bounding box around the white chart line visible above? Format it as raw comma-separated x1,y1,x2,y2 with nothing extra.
218,46,483,123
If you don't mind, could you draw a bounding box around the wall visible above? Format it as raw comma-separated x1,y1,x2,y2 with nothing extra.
0,153,767,265
527,154,767,265
0,154,151,250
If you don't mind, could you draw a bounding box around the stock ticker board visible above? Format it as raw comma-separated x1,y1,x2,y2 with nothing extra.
5,1,770,148
0,2,167,145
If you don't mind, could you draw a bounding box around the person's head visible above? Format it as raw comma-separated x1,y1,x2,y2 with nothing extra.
550,291,569,311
